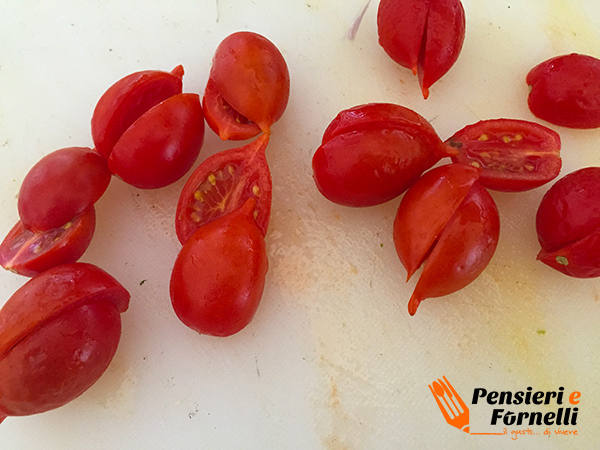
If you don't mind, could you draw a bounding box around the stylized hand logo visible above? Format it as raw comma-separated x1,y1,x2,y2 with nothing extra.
429,376,470,433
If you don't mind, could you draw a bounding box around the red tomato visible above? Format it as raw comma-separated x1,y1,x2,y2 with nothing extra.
527,54,600,129
175,134,271,244
0,206,95,277
377,0,466,99
536,167,600,278
447,118,562,192
170,199,268,337
312,103,456,207
203,31,290,140
17,147,110,231
393,164,500,315
0,263,130,421
91,66,205,188
107,93,205,189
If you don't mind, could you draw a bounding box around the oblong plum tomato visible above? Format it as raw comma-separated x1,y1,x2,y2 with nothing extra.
377,0,466,99
92,65,184,160
393,164,500,315
176,134,271,244
170,198,268,337
0,206,96,277
536,167,600,278
0,263,130,422
108,93,205,189
447,118,562,192
17,147,110,231
527,54,600,129
312,103,456,207
203,31,290,140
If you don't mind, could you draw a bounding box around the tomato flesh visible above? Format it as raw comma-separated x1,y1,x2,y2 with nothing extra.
393,164,500,315
175,134,271,244
536,167,600,278
170,199,268,337
527,54,600,129
0,206,96,277
447,118,562,192
203,31,290,140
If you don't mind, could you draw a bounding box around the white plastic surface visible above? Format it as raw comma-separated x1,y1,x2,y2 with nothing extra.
1,1,600,449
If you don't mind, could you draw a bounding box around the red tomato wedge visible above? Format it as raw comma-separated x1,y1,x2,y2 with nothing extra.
175,134,271,244
0,207,96,277
447,118,562,192
393,164,500,315
92,66,184,160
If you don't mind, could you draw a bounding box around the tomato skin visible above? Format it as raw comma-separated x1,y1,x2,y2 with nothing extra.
312,103,455,207
92,66,184,160
393,164,500,315
377,0,466,98
447,118,562,192
0,263,130,419
536,167,600,278
527,54,600,129
17,147,111,231
170,199,268,337
203,31,290,140
108,93,205,189
175,134,271,244
0,206,96,277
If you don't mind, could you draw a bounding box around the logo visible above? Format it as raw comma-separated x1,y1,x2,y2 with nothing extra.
429,376,581,440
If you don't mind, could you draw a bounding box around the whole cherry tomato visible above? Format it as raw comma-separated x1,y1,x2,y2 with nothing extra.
393,164,500,315
170,199,268,337
0,206,96,277
377,0,466,99
0,263,130,422
17,147,110,231
91,66,205,189
536,167,600,278
447,118,562,192
312,103,456,207
203,31,290,140
175,134,271,244
527,53,600,129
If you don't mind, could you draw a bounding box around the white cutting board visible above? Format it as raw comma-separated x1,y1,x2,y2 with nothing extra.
1,1,600,449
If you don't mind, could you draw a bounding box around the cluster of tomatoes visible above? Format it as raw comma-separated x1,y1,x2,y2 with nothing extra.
0,31,289,423
313,0,600,315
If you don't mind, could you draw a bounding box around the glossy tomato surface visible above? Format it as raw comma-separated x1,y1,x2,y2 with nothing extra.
170,199,268,337
0,263,130,420
527,53,600,129
0,206,96,277
176,134,271,244
536,167,600,277
447,118,562,191
393,164,500,315
17,147,111,231
92,66,184,160
377,0,465,98
203,31,290,140
312,103,455,207
108,93,205,189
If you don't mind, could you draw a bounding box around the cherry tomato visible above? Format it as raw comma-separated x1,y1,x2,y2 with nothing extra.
447,118,562,192
91,66,205,189
377,0,466,99
393,164,500,315
203,31,290,140
0,263,130,421
170,199,268,337
536,167,600,278
312,103,456,207
0,206,95,277
175,134,271,244
17,147,110,231
527,54,600,129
